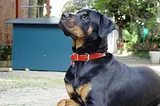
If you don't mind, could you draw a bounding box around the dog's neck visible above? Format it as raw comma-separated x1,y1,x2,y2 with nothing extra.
71,35,108,54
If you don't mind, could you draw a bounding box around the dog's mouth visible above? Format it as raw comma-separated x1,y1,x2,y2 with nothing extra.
59,19,78,39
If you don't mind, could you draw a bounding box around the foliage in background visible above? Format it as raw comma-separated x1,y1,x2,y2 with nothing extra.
62,0,94,13
61,0,160,58
0,45,12,61
94,0,158,40
62,0,75,13
94,0,157,26
94,0,160,58
73,0,93,10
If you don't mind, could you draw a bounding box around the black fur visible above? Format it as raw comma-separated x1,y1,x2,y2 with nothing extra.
58,9,160,106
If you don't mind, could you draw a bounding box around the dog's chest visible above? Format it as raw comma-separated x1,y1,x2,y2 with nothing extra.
64,64,95,103
65,82,92,103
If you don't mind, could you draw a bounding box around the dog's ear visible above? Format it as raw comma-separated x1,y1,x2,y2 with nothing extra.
98,15,115,38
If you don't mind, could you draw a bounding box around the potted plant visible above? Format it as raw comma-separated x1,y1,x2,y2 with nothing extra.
149,51,160,64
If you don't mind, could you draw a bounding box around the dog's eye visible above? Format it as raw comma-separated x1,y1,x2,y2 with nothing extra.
82,15,89,22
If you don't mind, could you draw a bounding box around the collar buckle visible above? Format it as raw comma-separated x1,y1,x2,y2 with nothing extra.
71,53,79,61
84,53,90,61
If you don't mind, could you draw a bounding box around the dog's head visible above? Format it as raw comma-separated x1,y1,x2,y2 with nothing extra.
59,9,115,54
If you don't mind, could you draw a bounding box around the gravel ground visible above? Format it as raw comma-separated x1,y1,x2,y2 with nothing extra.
0,54,159,106
0,76,68,106
1,71,160,106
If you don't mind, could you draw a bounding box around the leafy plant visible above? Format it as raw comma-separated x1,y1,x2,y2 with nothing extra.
62,0,94,13
122,29,138,44
0,45,12,61
132,50,150,58
94,0,158,39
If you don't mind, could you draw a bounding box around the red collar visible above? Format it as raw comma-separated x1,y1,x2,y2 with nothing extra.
70,53,106,61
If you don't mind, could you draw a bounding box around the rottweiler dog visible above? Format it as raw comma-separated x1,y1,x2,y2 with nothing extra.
57,9,160,106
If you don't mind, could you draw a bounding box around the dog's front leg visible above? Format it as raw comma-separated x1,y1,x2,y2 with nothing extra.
57,83,81,106
57,99,80,106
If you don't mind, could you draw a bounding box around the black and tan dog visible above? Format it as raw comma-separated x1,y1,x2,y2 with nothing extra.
57,9,160,106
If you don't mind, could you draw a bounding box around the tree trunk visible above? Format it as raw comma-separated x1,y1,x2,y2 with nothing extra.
28,0,38,18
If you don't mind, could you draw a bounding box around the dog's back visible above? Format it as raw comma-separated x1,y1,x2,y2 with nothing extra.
102,56,160,106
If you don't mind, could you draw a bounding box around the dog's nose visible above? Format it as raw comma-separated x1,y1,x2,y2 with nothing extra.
62,13,70,19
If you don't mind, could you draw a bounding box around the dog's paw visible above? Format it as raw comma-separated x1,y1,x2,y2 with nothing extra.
57,99,80,106
57,99,67,106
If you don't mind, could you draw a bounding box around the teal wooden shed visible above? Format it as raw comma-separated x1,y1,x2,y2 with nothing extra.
6,18,72,71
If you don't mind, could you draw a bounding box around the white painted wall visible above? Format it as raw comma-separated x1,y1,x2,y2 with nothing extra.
107,17,119,53
107,29,119,53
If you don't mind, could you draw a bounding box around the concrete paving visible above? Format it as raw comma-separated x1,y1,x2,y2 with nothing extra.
114,54,160,72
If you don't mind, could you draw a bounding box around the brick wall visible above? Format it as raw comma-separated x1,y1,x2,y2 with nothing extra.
21,0,29,18
0,0,29,46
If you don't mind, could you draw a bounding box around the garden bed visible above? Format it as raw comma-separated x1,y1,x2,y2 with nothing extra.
0,60,11,67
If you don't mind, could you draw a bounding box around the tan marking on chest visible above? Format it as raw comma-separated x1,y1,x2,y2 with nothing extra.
76,84,92,102
66,83,92,102
65,84,74,98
